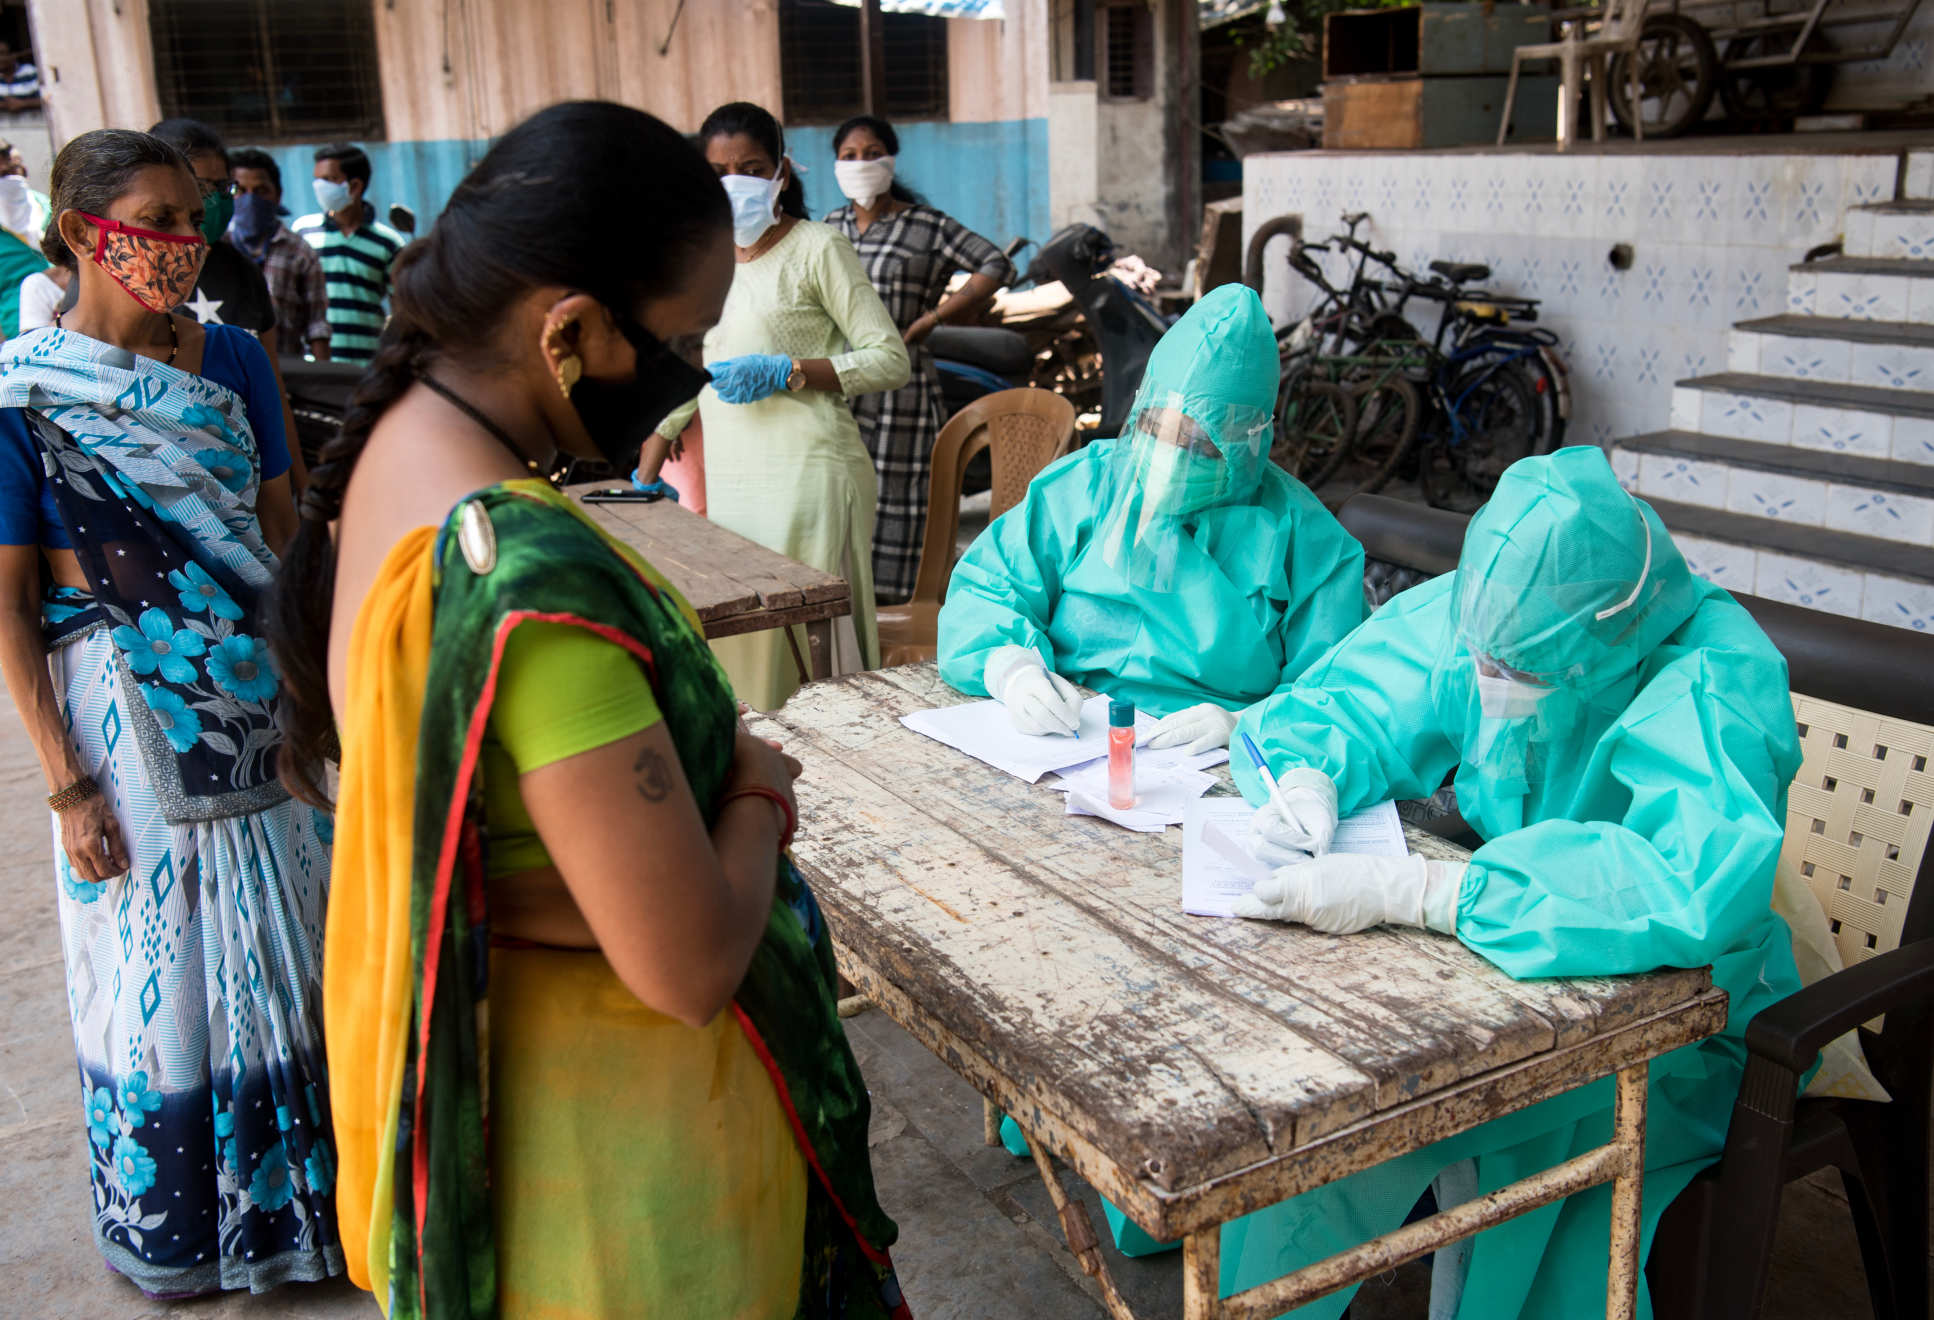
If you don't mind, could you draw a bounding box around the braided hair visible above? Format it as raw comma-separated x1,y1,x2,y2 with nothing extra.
266,100,729,804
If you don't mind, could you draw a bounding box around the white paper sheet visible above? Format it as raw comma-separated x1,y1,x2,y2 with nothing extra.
1060,766,1220,831
1056,743,1231,781
899,695,1157,783
1182,797,1409,918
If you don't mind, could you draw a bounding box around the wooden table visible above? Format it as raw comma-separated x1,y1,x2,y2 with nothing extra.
749,665,1731,1320
574,488,851,679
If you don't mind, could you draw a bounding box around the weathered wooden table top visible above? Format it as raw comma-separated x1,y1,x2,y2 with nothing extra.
753,664,1725,1233
572,486,851,638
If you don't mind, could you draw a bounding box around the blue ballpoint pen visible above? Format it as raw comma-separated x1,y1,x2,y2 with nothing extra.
1239,731,1298,823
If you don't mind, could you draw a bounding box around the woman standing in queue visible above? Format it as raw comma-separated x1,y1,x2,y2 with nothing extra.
267,100,907,1319
650,101,909,711
0,129,335,1296
824,116,1013,604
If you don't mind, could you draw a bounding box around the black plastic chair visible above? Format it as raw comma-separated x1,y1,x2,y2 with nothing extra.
1337,492,1934,1320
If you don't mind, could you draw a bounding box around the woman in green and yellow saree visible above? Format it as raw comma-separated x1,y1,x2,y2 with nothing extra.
265,101,909,1320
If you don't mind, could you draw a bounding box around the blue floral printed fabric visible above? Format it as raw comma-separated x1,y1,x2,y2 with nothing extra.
1,326,285,823
8,324,342,1296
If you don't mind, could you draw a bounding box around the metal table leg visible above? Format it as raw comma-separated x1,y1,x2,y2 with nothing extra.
1606,1061,1649,1320
1024,1123,1140,1320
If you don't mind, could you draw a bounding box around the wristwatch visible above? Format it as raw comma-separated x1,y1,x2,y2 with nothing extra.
785,359,807,392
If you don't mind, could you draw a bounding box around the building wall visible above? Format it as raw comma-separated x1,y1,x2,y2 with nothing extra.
1243,147,1900,449
1045,0,1195,269
31,0,1050,251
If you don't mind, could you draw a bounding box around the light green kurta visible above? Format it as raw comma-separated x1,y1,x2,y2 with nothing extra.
661,220,909,710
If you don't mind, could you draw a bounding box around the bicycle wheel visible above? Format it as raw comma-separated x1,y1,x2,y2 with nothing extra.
1420,360,1539,511
1329,373,1421,503
1273,376,1356,483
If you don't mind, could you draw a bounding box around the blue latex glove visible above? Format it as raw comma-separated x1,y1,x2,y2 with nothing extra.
708,354,794,404
629,473,680,503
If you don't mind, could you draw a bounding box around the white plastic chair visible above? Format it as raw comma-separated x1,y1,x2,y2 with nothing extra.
1497,0,1648,148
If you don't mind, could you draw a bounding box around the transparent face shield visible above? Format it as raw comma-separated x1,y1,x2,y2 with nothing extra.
1437,498,1657,791
1445,498,1656,693
1095,386,1273,593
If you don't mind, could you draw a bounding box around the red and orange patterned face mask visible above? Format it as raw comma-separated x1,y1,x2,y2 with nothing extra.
77,213,207,313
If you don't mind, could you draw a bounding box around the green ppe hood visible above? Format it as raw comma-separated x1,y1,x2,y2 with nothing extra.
1450,446,1700,695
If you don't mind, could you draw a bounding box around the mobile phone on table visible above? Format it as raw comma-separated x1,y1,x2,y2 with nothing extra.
581,486,665,505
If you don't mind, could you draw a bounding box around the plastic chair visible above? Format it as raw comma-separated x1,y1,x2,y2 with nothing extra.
1648,686,1934,1320
875,388,1076,667
1336,493,1934,1320
1497,0,1647,147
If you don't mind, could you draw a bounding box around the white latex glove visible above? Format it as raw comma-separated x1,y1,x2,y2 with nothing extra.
1233,854,1467,935
1245,767,1340,864
983,644,1082,737
1140,702,1239,755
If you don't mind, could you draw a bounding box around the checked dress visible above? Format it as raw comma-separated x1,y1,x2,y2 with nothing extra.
826,203,1012,603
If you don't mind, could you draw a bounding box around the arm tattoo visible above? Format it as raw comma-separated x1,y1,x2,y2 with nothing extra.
632,745,671,802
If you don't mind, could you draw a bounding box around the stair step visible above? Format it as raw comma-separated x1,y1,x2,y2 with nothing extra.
1624,495,1934,628
1676,372,1934,420
1791,257,1934,280
1785,259,1934,323
1620,429,1934,498
1846,203,1934,260
1615,429,1934,556
1669,373,1934,466
1730,319,1934,392
1736,315,1934,348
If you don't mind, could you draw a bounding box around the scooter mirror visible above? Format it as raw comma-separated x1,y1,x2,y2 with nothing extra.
388,204,416,236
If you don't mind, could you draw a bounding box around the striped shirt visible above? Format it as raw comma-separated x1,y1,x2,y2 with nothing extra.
292,210,404,363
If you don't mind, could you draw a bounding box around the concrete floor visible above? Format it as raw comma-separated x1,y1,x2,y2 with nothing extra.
0,678,1891,1320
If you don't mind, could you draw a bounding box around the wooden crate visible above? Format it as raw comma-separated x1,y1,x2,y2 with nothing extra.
1322,73,1558,149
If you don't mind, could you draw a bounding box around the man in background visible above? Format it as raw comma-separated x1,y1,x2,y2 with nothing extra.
148,118,278,340
293,142,403,365
229,147,331,361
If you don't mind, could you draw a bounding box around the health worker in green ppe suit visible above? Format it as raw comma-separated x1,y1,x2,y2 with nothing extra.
937,282,1365,757
1223,445,1805,1318
939,282,1367,1255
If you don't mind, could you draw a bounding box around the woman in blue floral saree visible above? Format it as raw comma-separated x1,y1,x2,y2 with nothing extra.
0,130,338,1296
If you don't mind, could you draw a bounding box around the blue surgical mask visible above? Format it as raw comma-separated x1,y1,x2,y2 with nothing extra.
312,177,353,215
231,192,278,243
722,172,782,248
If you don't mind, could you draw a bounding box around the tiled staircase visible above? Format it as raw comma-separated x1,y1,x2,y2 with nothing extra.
1610,149,1934,633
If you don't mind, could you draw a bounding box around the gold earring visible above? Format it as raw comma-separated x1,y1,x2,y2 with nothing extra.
544,318,582,399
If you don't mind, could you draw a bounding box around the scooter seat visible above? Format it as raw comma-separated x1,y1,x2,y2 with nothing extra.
928,326,1034,379
1430,260,1492,285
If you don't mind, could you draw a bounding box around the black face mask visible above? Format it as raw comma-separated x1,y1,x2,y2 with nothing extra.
572,313,711,469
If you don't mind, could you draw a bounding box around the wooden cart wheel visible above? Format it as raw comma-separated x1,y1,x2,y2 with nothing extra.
1608,13,1721,139
1719,31,1835,125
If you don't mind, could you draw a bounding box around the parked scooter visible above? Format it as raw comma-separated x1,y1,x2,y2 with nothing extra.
1020,225,1171,439
929,324,1034,419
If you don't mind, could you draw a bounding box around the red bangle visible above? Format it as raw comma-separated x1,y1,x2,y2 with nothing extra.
721,786,796,850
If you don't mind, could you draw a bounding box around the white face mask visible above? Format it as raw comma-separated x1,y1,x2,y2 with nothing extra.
1473,663,1552,720
834,156,896,208
0,174,32,238
313,177,354,215
722,172,783,248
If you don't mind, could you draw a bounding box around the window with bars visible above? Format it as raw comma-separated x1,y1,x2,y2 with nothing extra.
1099,2,1153,100
780,0,950,125
1052,0,1098,82
149,0,384,144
